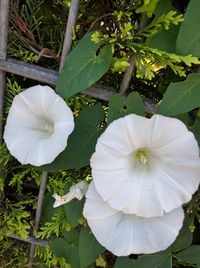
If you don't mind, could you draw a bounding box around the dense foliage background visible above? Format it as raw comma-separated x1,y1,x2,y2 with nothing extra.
1,0,200,267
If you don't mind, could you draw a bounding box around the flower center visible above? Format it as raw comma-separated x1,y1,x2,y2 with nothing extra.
44,121,54,136
135,148,148,165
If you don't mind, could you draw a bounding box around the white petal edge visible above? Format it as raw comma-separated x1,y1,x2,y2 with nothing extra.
83,183,184,256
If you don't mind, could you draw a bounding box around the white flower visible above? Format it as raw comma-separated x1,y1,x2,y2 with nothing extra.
83,182,184,256
91,114,200,217
4,85,74,166
53,181,89,208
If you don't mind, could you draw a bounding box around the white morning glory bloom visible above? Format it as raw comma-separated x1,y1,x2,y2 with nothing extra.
91,114,200,217
83,182,184,256
4,85,74,166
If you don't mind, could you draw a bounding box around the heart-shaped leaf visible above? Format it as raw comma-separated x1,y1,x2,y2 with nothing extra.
56,32,112,98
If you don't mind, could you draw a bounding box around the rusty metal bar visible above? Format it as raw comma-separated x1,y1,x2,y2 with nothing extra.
0,0,9,141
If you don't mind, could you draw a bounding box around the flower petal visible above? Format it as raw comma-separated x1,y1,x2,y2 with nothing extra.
83,183,184,256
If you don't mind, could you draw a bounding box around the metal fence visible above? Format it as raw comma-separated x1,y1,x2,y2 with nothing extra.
0,0,155,266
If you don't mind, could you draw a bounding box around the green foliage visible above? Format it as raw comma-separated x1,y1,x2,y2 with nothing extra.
40,103,105,171
0,199,33,239
79,226,105,268
138,11,183,38
107,92,145,124
135,0,160,18
114,254,172,268
171,216,193,253
176,245,200,267
157,73,200,116
64,198,85,228
92,10,199,80
37,209,66,239
176,0,200,57
4,78,23,115
2,0,200,267
51,237,80,268
56,32,112,98
35,245,70,268
0,238,29,267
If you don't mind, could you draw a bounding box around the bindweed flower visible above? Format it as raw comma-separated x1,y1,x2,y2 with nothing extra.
4,85,74,166
53,181,89,208
91,114,200,217
83,182,184,256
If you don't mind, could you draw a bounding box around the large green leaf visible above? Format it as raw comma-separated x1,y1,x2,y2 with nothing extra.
50,237,80,268
56,32,112,98
107,92,145,124
64,197,85,227
176,0,200,57
157,73,200,116
40,103,105,171
79,226,105,268
176,245,200,266
147,25,179,53
115,254,171,268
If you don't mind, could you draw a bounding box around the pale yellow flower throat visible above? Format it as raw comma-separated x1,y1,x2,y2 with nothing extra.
135,149,148,165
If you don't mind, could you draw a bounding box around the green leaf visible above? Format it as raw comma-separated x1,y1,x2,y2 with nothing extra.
176,0,200,57
56,32,112,98
136,0,160,17
115,254,171,268
176,245,200,265
64,197,85,227
50,237,80,268
147,25,179,53
107,92,145,124
170,216,193,252
191,118,200,146
157,73,200,116
114,257,134,268
135,254,172,268
40,103,105,171
79,226,105,268
63,228,79,246
154,0,176,17
41,193,61,223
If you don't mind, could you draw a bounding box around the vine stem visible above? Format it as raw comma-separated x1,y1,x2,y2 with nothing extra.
59,0,80,71
87,13,113,32
119,55,135,95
